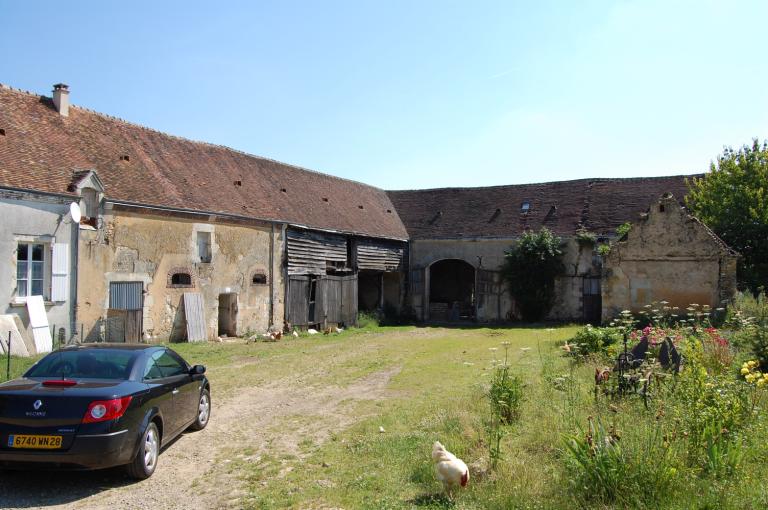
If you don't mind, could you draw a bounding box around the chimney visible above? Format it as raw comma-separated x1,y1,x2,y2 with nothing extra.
52,83,70,117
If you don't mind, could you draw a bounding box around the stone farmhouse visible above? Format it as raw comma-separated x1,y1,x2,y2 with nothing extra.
0,83,737,345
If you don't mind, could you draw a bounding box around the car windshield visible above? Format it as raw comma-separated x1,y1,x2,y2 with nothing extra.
25,349,140,380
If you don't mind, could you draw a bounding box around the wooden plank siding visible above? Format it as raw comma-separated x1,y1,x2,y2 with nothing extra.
286,274,358,327
354,239,406,271
287,229,348,275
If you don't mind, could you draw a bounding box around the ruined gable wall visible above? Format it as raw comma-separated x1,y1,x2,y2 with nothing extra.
601,195,737,321
77,209,284,341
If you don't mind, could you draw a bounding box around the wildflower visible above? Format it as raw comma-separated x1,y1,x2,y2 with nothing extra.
758,378,766,388
741,368,750,375
488,347,498,352
749,360,757,369
501,341,511,347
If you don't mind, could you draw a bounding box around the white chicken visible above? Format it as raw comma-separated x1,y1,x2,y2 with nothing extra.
432,441,469,496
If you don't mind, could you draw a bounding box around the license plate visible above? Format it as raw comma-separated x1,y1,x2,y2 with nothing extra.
7,434,63,449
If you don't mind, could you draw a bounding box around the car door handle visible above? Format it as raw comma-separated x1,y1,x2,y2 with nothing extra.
172,389,180,395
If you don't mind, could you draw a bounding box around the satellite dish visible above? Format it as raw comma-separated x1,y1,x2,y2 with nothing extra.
69,202,82,223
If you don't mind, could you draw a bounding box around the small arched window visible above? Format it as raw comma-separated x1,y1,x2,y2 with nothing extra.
168,269,194,288
252,272,267,285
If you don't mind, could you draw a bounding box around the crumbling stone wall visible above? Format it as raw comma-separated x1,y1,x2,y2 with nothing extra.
77,208,284,341
601,194,738,321
407,237,599,322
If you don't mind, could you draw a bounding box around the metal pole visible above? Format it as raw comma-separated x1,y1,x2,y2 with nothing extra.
6,331,11,381
80,324,84,344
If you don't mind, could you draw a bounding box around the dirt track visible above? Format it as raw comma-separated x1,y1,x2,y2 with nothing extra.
0,365,399,509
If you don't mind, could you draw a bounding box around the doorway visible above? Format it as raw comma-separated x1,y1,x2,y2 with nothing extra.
218,293,238,337
428,259,475,321
582,277,602,325
107,281,144,342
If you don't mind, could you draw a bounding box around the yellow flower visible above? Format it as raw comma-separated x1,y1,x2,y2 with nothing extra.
742,367,750,375
749,360,757,368
746,374,755,383
758,379,766,388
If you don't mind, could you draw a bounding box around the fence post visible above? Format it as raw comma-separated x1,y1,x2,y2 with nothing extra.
6,331,10,381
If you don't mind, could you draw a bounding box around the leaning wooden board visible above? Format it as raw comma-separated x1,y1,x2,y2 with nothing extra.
183,293,207,342
26,296,52,353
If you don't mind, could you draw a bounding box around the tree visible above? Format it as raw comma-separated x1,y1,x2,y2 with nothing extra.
686,139,768,292
501,227,564,321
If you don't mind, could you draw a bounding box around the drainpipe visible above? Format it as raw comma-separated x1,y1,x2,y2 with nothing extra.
282,224,288,326
269,223,274,327
71,216,79,342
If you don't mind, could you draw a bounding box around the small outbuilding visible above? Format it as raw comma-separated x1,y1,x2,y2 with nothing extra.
601,193,738,320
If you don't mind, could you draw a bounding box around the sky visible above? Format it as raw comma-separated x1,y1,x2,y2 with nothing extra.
1,1,766,190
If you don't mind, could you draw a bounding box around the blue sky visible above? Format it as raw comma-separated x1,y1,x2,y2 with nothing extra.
1,1,766,190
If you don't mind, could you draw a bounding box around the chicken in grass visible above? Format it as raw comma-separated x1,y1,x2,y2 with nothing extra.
432,441,469,496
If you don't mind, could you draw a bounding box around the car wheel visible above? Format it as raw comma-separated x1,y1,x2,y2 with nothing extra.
188,388,211,431
127,422,160,479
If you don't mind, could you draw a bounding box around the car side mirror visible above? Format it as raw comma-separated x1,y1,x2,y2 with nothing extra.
190,365,206,375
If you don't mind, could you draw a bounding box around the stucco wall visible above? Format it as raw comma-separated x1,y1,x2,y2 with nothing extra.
78,208,284,341
601,195,738,321
0,191,77,344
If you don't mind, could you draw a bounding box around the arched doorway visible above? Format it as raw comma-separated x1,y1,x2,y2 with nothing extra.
428,259,475,322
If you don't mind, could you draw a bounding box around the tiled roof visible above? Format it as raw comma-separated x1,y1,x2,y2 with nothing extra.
0,83,700,243
387,176,697,239
0,84,408,240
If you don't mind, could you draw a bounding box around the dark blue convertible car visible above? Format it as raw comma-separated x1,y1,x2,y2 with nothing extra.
0,344,210,479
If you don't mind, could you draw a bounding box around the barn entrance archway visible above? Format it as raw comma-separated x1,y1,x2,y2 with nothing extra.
428,259,475,322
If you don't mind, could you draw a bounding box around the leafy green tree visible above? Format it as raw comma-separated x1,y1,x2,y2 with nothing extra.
502,227,564,321
686,140,768,291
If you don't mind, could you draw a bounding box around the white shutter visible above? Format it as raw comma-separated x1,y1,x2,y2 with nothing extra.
51,243,69,302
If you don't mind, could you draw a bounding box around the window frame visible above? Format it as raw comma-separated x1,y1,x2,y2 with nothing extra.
15,241,48,302
197,231,212,263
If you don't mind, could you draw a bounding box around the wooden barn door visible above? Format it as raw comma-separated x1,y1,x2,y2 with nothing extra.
286,276,310,326
340,275,358,326
107,282,143,343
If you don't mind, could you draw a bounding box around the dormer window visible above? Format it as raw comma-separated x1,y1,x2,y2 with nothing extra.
81,188,99,219
521,202,531,213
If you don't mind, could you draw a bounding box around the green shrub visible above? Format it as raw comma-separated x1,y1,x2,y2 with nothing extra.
356,311,380,329
567,325,622,358
501,227,564,321
575,227,597,246
563,417,628,503
564,415,676,506
616,221,632,239
487,363,524,425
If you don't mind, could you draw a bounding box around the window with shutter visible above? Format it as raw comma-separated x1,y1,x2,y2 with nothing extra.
15,242,46,301
51,243,69,302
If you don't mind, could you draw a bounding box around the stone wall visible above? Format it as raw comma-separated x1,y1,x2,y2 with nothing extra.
601,194,738,321
77,207,284,341
408,236,600,322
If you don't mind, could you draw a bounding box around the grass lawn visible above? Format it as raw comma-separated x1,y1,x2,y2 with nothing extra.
4,323,768,509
